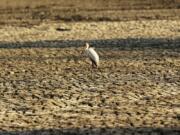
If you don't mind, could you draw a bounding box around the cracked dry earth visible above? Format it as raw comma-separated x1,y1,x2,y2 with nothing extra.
0,20,180,135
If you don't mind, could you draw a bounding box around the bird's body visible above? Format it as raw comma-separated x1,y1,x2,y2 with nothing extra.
85,43,99,68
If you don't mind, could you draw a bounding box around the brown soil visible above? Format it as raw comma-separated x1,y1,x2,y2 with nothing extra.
0,1,180,135
0,21,180,134
0,0,180,27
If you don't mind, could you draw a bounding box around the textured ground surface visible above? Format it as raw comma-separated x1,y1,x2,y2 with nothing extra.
0,20,180,134
0,0,180,26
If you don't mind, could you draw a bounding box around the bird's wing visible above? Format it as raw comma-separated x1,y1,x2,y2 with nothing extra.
87,48,99,63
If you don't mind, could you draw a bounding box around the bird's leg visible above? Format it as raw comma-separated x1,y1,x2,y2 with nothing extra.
90,61,95,79
97,67,102,75
92,61,95,69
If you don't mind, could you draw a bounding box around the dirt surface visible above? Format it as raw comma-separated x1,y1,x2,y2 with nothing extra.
0,0,180,27
0,0,180,134
0,20,180,134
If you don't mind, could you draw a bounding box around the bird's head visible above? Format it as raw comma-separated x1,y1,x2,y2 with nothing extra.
85,43,90,49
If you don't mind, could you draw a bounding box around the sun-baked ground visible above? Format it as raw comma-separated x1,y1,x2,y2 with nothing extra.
0,20,179,134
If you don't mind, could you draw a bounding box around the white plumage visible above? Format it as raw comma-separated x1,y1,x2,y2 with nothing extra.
85,43,99,68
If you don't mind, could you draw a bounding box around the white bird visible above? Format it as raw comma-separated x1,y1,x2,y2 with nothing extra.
84,43,99,68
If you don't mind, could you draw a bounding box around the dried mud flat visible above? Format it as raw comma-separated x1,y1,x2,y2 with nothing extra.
0,20,180,135
0,0,180,26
